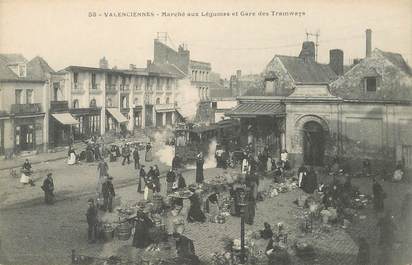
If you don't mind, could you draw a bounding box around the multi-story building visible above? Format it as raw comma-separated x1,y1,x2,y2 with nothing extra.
49,58,184,147
153,38,215,123
0,54,53,156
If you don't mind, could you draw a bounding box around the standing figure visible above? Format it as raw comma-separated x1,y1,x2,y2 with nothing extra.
174,233,200,265
132,210,154,248
121,144,131,165
372,178,385,212
244,189,256,225
166,169,176,194
86,199,98,244
137,165,146,193
41,173,54,204
102,176,115,212
144,167,155,201
153,165,161,193
145,142,152,162
195,153,204,184
68,146,77,165
132,147,140,169
97,159,109,195
362,159,371,177
241,154,249,174
297,164,308,188
302,167,317,194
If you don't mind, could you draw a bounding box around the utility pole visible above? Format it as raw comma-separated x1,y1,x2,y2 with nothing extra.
305,30,320,62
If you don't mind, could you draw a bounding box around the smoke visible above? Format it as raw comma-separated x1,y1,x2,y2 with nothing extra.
153,129,174,167
186,138,217,169
175,78,200,121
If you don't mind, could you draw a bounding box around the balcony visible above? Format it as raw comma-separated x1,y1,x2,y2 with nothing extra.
11,103,42,114
90,83,102,94
120,84,130,94
106,84,117,94
50,101,68,112
72,83,85,94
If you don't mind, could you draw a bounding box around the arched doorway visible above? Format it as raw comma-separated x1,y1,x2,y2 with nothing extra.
303,121,325,166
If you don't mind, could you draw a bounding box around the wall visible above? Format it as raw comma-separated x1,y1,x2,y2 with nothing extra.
330,50,412,101
285,100,412,172
0,81,45,112
263,57,295,96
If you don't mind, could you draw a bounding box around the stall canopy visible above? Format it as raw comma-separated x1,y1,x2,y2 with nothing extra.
107,108,128,123
52,113,79,125
225,103,285,117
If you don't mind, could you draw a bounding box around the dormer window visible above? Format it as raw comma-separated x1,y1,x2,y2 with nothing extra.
365,77,377,92
19,64,27,77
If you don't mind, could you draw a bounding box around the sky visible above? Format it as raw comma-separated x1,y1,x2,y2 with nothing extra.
0,0,411,79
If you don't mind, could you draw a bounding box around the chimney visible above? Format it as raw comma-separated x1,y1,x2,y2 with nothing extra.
236,70,242,79
129,64,136,70
353,58,361,66
366,29,372,57
147,60,152,68
299,41,316,63
99,57,108,69
329,49,344,76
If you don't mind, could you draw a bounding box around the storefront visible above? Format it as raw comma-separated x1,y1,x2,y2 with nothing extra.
226,101,286,157
71,108,101,141
106,108,128,133
50,113,79,147
13,114,44,152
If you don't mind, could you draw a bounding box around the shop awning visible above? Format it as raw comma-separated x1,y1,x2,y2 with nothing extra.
107,108,128,123
52,113,79,125
226,103,285,117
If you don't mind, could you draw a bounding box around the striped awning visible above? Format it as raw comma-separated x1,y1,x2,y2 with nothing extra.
106,108,128,123
226,103,285,117
52,113,79,125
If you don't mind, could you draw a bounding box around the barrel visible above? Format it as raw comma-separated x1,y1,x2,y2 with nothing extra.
152,195,163,212
103,226,114,241
116,222,131,241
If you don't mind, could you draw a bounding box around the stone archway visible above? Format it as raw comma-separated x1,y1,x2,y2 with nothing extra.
295,115,329,166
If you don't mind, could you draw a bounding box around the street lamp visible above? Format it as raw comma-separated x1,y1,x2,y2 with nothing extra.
238,188,248,264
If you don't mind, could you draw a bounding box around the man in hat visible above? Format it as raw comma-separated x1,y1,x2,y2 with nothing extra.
121,144,131,165
138,165,145,193
195,152,204,184
102,176,115,212
86,198,98,243
132,146,140,169
41,173,54,204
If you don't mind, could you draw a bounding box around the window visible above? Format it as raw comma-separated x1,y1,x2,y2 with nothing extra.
365,77,377,92
165,97,170,104
121,96,128,108
91,73,96,89
90,99,96,107
212,102,217,108
19,64,26,77
73,72,78,83
26,90,33,104
156,98,161,105
107,98,112,107
73,99,79,108
15,89,22,104
134,97,139,106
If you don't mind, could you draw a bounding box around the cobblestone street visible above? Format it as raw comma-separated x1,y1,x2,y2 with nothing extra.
1,144,411,265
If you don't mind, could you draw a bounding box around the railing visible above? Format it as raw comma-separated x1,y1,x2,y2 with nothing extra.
91,84,100,90
73,83,83,90
11,103,42,114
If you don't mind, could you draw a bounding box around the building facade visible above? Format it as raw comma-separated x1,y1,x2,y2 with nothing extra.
226,30,412,175
49,59,183,147
0,54,53,156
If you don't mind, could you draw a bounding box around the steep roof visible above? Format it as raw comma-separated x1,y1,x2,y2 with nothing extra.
0,54,52,82
276,55,338,84
378,49,412,75
27,56,55,80
0,54,27,64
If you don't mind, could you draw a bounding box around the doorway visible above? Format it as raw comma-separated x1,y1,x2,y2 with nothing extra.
15,124,35,151
303,121,325,166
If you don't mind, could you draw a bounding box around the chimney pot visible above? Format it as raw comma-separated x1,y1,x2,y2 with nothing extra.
299,41,316,62
147,60,152,68
366,29,372,57
329,49,344,76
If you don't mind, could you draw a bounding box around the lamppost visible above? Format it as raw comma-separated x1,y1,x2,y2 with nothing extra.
238,188,248,264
